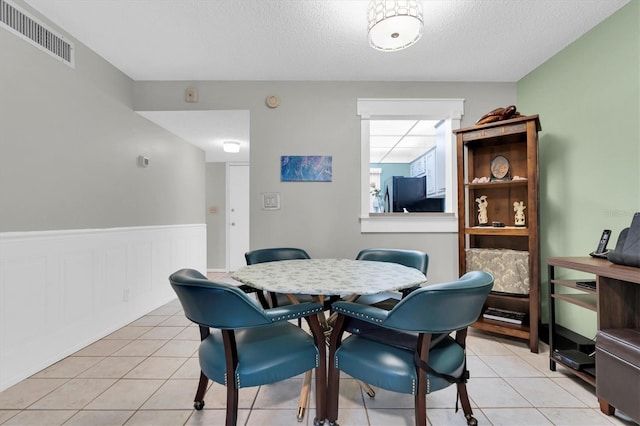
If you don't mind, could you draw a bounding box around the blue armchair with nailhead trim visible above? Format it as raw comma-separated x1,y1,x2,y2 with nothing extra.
170,268,327,426
326,270,493,426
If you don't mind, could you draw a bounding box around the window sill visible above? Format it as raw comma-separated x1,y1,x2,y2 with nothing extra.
360,213,457,233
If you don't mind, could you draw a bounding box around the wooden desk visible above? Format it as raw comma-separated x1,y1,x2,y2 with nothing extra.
547,257,640,386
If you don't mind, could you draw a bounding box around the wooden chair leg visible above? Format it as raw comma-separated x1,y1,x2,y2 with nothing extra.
194,371,208,410
308,310,327,425
226,383,239,426
413,334,430,426
457,383,477,426
313,367,327,426
414,391,427,426
326,364,340,424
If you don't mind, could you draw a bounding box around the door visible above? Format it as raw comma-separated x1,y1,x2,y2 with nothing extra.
227,163,250,271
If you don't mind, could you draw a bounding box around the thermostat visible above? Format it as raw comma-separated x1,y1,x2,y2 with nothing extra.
266,95,280,108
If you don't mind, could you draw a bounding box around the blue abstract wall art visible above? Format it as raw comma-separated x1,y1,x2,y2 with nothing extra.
280,155,332,182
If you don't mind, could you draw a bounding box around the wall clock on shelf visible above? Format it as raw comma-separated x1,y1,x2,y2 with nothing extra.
490,155,510,181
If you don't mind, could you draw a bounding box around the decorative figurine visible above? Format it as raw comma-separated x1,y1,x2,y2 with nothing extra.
514,201,526,227
475,105,520,125
476,195,489,226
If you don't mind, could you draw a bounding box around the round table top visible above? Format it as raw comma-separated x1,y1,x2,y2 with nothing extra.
231,258,427,295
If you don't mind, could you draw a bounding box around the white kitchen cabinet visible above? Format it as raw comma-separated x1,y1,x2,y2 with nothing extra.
435,121,447,196
425,147,436,196
426,121,446,198
409,153,426,177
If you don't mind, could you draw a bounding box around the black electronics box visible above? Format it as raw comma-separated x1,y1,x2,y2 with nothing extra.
552,349,595,371
541,324,596,354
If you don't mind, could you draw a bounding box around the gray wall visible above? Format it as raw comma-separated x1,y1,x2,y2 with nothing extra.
135,81,516,282
0,1,205,232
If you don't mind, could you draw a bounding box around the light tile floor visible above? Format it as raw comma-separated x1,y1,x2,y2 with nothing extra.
0,274,637,426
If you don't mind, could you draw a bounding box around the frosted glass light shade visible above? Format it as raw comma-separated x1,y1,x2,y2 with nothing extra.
223,141,240,153
368,0,423,52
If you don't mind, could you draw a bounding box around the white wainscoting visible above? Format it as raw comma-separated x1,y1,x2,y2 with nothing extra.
0,224,206,391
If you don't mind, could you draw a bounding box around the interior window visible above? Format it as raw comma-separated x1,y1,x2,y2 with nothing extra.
357,98,464,233
369,119,445,214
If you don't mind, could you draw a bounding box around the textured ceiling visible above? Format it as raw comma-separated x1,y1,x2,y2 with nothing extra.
23,0,628,82
20,0,629,162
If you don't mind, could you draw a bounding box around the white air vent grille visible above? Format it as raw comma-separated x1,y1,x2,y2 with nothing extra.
0,0,74,67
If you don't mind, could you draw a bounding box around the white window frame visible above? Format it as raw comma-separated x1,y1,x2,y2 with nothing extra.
357,98,465,233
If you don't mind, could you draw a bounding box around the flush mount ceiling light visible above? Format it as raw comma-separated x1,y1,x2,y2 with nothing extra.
222,141,240,153
367,0,424,52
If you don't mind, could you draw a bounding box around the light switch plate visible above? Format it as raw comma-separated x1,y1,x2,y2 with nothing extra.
262,192,280,210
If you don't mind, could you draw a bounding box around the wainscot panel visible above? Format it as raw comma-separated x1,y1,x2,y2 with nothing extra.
0,224,206,391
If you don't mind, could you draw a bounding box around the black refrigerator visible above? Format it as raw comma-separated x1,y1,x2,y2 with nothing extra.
384,176,444,213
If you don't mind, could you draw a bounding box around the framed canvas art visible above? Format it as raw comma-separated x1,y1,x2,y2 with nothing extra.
280,155,332,182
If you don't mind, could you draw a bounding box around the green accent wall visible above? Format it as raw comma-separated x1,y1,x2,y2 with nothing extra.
517,1,640,338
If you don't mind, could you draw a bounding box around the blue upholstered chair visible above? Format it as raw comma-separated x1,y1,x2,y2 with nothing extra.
244,247,313,309
169,269,327,426
347,248,430,357
347,248,430,398
245,247,338,316
245,247,311,265
354,248,429,306
327,271,494,426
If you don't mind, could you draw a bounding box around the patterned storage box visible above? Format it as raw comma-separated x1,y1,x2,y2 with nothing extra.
466,248,529,295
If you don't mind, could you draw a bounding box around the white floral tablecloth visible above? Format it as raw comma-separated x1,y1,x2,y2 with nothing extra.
231,258,427,295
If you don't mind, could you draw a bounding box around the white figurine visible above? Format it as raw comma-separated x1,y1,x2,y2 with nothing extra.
514,201,526,227
476,195,488,226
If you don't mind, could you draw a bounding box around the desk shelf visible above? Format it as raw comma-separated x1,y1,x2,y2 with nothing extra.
547,257,640,392
552,279,596,294
551,359,596,387
551,293,597,311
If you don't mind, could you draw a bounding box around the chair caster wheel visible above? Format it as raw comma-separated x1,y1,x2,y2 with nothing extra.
465,414,477,426
366,390,375,399
194,401,205,410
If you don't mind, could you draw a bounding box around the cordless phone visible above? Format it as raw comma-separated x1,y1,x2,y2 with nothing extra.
590,229,611,258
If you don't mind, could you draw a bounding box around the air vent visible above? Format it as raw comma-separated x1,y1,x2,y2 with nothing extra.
0,0,74,67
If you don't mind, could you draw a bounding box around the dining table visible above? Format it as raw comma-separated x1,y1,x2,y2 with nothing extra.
231,258,428,422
